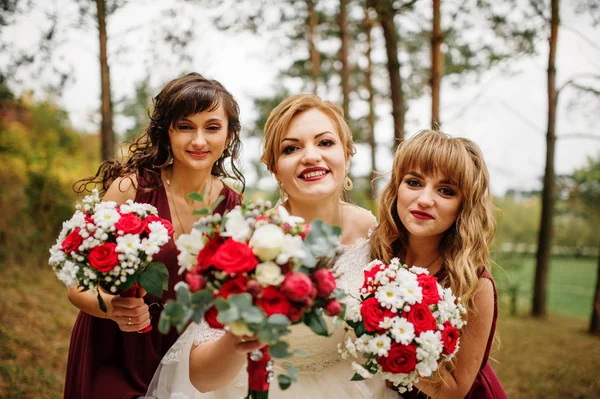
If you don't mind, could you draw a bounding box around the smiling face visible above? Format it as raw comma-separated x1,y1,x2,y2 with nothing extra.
274,108,348,201
168,103,229,172
396,169,463,241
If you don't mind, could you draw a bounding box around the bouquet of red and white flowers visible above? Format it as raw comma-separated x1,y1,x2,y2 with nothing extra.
339,258,466,393
49,189,173,332
159,200,344,398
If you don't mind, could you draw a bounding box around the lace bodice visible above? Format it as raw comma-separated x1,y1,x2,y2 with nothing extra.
190,239,370,376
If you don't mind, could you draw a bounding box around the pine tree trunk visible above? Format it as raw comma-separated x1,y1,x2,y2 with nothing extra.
307,0,320,95
96,0,114,161
533,0,559,318
431,0,442,129
368,0,405,145
364,9,377,202
590,242,600,334
339,0,350,118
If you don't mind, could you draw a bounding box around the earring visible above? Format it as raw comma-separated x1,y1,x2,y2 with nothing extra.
343,175,354,191
278,182,287,201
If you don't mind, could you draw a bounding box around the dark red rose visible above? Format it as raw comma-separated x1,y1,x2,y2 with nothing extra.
204,305,223,329
144,215,174,236
324,299,342,317
115,213,146,235
361,262,387,293
288,304,305,322
256,287,291,316
62,227,84,254
195,238,224,272
377,343,417,374
417,274,441,305
88,243,119,273
185,273,206,292
211,238,259,274
281,272,314,303
246,280,263,298
360,297,396,333
403,302,437,334
313,268,336,298
218,276,249,299
441,321,460,355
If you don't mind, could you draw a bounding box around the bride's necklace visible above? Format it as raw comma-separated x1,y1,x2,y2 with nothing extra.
165,171,213,235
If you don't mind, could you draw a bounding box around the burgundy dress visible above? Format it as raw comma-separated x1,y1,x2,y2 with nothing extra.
64,183,241,399
403,268,507,399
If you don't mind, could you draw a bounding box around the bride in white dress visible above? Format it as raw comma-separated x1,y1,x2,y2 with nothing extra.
145,94,396,398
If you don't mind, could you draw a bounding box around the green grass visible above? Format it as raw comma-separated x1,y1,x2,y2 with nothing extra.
493,254,597,319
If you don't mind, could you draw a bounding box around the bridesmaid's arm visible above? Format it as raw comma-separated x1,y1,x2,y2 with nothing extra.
189,332,265,392
412,278,495,399
66,175,150,332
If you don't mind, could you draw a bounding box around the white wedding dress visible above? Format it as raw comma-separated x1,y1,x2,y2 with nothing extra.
144,239,396,399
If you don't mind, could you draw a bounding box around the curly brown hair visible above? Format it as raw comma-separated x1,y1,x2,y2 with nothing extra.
75,72,245,194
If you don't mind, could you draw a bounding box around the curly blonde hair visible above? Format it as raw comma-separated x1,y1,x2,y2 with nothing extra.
370,130,495,312
260,94,355,173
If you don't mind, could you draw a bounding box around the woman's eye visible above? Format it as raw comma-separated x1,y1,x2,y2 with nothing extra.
206,125,221,131
405,178,421,187
439,187,456,196
176,124,192,131
319,139,335,147
282,145,298,154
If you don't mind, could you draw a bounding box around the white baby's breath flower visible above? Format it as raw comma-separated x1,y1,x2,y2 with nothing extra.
344,336,358,358
255,261,285,287
56,260,80,287
147,221,169,245
409,266,429,275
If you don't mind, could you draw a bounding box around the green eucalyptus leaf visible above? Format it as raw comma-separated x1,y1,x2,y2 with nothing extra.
158,312,172,334
187,192,204,202
303,310,329,337
164,301,186,321
228,293,253,311
333,288,348,301
176,284,191,307
191,290,214,308
214,297,230,312
285,365,299,381
192,208,210,216
217,307,239,324
267,314,290,326
269,341,292,359
191,307,205,324
209,195,225,212
277,374,292,391
257,329,274,344
242,306,266,324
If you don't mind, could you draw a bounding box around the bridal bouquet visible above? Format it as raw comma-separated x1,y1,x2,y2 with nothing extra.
49,189,173,332
339,258,467,393
159,200,345,398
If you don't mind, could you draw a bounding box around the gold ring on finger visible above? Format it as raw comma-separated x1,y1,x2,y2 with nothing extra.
127,317,133,326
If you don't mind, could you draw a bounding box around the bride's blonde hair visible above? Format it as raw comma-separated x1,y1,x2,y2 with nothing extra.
369,130,495,313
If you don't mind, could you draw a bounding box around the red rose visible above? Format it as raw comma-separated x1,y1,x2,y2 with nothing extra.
377,343,417,374
196,238,223,272
288,304,305,322
62,228,84,254
441,321,460,355
361,262,387,293
281,272,315,303
204,305,223,329
144,215,174,236
218,276,249,299
404,303,437,334
417,274,441,305
256,287,291,316
324,299,342,317
314,268,336,298
211,238,259,274
185,273,206,292
88,243,119,273
115,213,146,235
360,297,396,333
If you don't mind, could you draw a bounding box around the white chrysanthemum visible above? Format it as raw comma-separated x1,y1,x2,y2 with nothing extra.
383,371,416,393
177,250,198,274
367,334,392,357
390,317,416,345
343,297,362,322
397,279,423,305
277,206,305,228
415,330,443,359
147,221,169,245
56,260,80,287
395,267,418,283
116,234,142,255
222,207,252,242
375,283,405,310
176,231,206,255
255,261,285,287
141,238,161,256
93,207,120,230
378,317,394,331
65,211,87,231
409,266,429,275
354,336,369,352
416,355,438,377
122,200,158,217
351,362,374,379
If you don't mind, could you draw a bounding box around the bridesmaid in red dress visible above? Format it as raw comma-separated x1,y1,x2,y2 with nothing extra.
370,130,507,398
64,73,244,399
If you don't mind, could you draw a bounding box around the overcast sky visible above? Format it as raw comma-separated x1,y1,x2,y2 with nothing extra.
4,0,599,195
